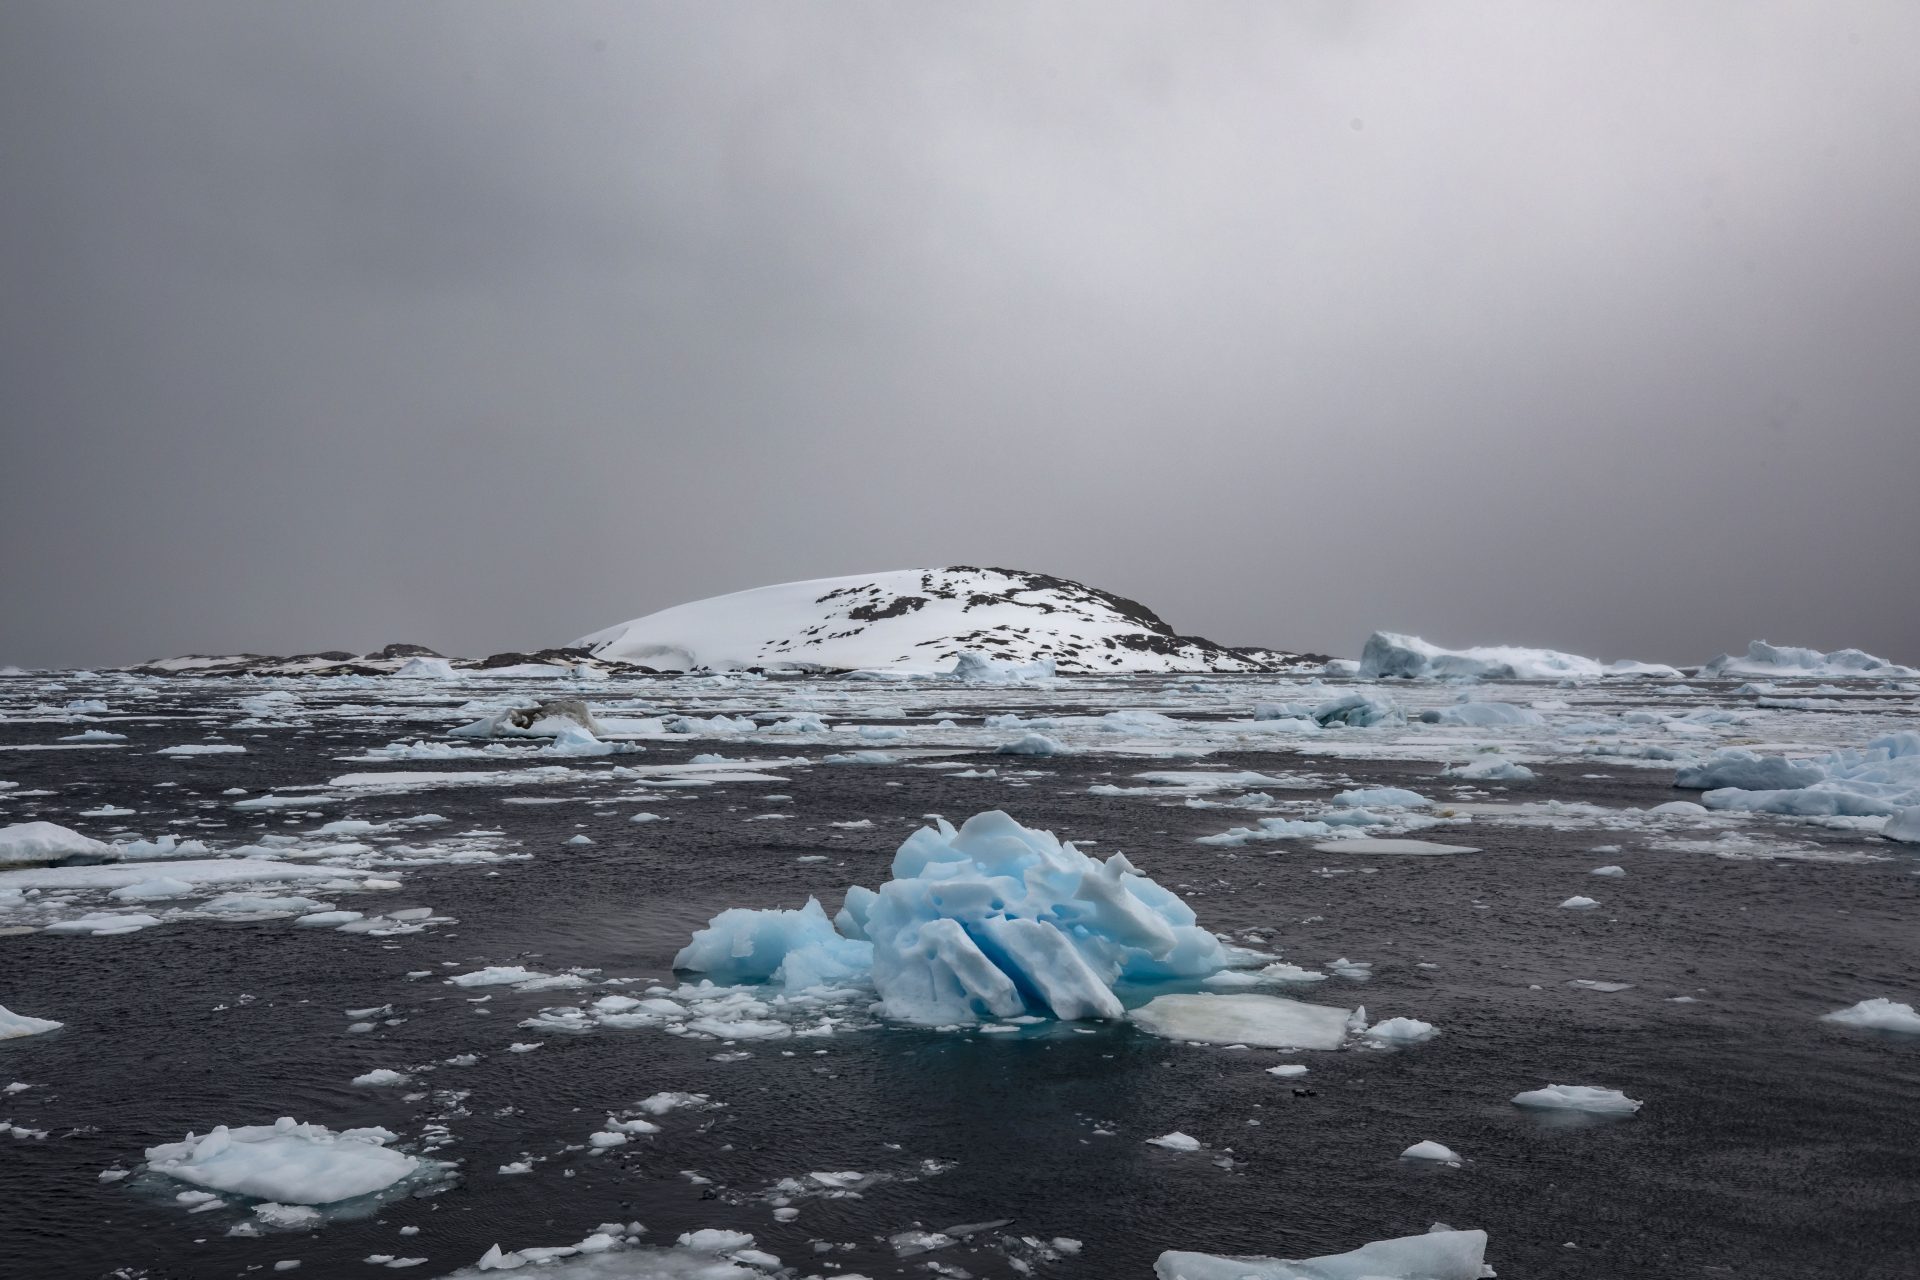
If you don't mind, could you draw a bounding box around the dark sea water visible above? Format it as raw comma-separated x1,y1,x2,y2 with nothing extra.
3,683,1918,1279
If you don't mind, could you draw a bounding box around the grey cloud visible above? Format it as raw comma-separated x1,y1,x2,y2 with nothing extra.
3,2,1916,667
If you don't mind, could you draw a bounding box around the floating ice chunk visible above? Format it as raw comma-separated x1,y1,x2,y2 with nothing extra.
1882,808,1920,843
1311,838,1479,855
1676,749,1828,792
1822,998,1920,1033
1364,1017,1438,1044
1442,756,1536,782
352,1069,410,1087
1146,1131,1202,1151
1265,1064,1309,1078
1590,865,1627,877
1511,1084,1642,1114
1131,994,1353,1050
1558,896,1600,910
1401,1140,1462,1164
1311,690,1404,727
446,967,550,988
1360,630,1676,681
107,876,197,900
823,750,900,765
42,912,163,935
0,1003,63,1039
1156,1227,1491,1280
145,1118,420,1204
1332,787,1431,809
673,898,872,990
156,743,247,756
996,732,1067,756
297,911,364,927
59,729,126,742
1,859,375,893
0,821,113,867
679,810,1223,1026
1420,702,1546,727
1700,640,1918,680
950,652,1056,684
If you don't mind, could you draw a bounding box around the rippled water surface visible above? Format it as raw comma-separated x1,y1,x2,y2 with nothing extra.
3,673,1918,1278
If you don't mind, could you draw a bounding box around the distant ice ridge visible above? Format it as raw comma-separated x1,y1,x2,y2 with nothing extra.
673,810,1229,1025
1674,732,1920,825
572,567,1302,674
1701,640,1918,680
1156,1226,1491,1280
1359,632,1680,681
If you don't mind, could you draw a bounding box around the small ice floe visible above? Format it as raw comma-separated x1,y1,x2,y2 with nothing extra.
156,743,247,756
1442,755,1536,782
1310,838,1479,855
996,732,1067,756
0,1004,62,1039
1331,787,1431,809
0,821,113,867
1559,896,1600,910
1264,1064,1309,1078
1590,865,1627,877
1130,994,1353,1051
1420,701,1545,727
1568,980,1633,992
1363,1016,1438,1045
144,1118,423,1204
1400,1140,1463,1165
1145,1131,1203,1151
1821,998,1920,1033
351,1069,410,1087
1511,1084,1642,1115
1155,1226,1490,1280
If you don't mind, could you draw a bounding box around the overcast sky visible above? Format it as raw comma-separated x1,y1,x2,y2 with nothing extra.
4,2,1917,669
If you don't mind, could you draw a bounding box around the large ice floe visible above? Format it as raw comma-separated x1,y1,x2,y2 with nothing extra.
1674,731,1920,825
1358,631,1679,681
1156,1226,1492,1280
1700,640,1918,680
674,810,1234,1025
144,1118,423,1205
0,821,113,868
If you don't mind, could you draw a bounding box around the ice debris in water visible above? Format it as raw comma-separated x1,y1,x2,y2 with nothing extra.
1130,993,1357,1050
1441,755,1537,782
0,1003,63,1039
673,810,1231,1025
1822,998,1920,1033
1146,1131,1202,1151
1675,732,1920,819
1511,1084,1642,1114
1419,700,1546,726
144,1118,421,1204
0,821,113,866
1401,1140,1463,1164
1156,1226,1492,1280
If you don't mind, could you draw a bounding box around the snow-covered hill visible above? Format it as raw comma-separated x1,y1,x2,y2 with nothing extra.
573,567,1308,674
